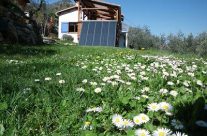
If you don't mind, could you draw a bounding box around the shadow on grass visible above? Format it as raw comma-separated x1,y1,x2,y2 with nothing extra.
174,97,207,136
0,44,57,56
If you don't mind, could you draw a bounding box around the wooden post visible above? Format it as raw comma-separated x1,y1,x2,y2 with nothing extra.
77,0,81,42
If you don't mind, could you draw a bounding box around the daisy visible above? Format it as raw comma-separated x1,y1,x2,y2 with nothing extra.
112,114,123,128
59,80,65,84
45,77,52,81
34,79,40,82
152,128,172,136
148,103,160,112
76,87,85,92
159,102,173,112
167,81,174,86
82,79,88,84
169,90,178,97
196,80,203,86
133,116,142,125
94,88,102,93
56,73,61,76
122,119,134,129
90,82,97,86
159,89,168,94
172,132,188,136
139,113,150,123
135,129,151,136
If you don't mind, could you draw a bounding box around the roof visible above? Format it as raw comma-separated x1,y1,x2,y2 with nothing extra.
74,0,120,7
56,6,78,16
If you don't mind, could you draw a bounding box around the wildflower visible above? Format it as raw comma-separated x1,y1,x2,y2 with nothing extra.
141,87,150,93
82,79,88,84
112,114,123,128
135,129,150,136
133,116,142,125
81,65,87,69
83,121,93,130
126,82,131,85
59,80,65,84
170,90,178,97
171,119,184,130
152,127,172,136
148,103,160,112
159,102,173,112
159,89,168,94
172,132,188,136
86,107,103,113
183,81,190,87
196,80,203,86
141,95,149,99
167,81,174,86
139,113,150,123
76,87,85,92
90,82,97,86
34,79,40,82
94,88,102,93
122,119,134,129
45,77,52,81
56,73,61,76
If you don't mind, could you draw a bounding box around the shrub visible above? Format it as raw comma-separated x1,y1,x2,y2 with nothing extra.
62,34,74,42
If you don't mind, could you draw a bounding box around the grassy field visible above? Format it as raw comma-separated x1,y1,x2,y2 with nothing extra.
0,43,206,136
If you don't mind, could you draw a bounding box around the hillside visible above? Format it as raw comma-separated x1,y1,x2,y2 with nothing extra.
0,43,206,135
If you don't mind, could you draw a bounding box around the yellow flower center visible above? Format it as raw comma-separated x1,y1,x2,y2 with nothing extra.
140,132,146,136
158,131,166,136
115,118,121,123
163,105,169,111
123,120,129,126
135,118,140,124
85,121,91,126
142,116,146,121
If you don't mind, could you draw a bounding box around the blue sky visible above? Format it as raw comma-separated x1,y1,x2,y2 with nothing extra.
47,0,207,36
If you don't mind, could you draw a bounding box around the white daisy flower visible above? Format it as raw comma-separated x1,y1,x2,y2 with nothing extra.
76,87,85,92
94,87,102,93
196,80,203,86
133,116,142,125
86,107,103,113
90,82,97,86
159,102,173,112
122,119,134,129
170,90,178,97
45,77,52,81
59,80,65,84
34,79,40,82
148,103,160,112
112,114,123,128
82,79,88,84
152,127,172,136
141,95,149,99
141,87,150,93
172,131,188,136
56,73,61,76
135,129,151,136
167,81,174,86
139,113,150,123
159,89,168,94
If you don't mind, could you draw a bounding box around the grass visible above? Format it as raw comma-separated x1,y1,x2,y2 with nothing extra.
0,43,206,136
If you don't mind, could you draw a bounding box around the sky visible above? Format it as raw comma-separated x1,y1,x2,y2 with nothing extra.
47,0,207,36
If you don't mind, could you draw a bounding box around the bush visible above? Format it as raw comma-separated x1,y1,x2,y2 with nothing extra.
62,34,74,42
196,39,207,57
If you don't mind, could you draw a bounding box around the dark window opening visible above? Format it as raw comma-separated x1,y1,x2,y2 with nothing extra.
69,22,78,32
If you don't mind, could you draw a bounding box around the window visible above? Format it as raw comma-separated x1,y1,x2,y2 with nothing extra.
61,22,69,33
61,22,78,33
69,22,78,33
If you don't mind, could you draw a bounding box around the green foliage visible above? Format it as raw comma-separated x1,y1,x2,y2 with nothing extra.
128,26,160,49
128,26,207,57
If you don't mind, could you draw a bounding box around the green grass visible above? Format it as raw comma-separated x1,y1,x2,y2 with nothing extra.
0,43,206,136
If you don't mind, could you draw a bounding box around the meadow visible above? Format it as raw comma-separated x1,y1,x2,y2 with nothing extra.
0,43,206,136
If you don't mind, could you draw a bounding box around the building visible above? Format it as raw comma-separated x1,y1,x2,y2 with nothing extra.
56,0,128,47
